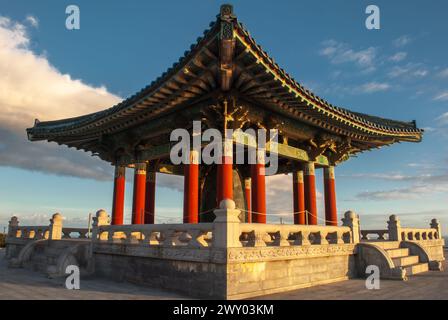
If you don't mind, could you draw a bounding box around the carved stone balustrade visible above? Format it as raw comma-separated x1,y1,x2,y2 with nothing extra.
401,228,439,241
62,228,89,239
96,223,214,248
239,224,352,247
388,215,442,241
360,229,389,241
11,226,50,240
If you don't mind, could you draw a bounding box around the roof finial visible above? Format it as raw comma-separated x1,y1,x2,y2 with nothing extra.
220,4,234,19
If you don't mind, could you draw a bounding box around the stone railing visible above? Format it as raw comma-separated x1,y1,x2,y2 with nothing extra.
360,229,389,241
92,209,213,248
6,214,63,241
5,202,362,252
62,228,89,239
10,225,50,240
94,212,213,248
239,224,352,247
400,228,439,241
91,203,361,249
387,215,441,241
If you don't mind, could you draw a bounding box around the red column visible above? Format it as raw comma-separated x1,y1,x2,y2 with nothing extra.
132,163,146,225
145,170,156,224
183,150,199,223
293,170,306,225
304,162,317,225
324,166,338,226
217,138,233,205
251,149,266,223
111,165,126,225
244,177,252,223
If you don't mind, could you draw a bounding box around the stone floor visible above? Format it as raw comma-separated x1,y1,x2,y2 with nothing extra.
254,259,448,300
0,248,447,300
0,249,189,300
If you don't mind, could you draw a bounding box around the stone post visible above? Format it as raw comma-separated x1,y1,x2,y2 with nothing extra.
49,213,63,240
7,216,19,238
341,211,360,244
213,199,242,248
387,215,402,241
91,209,110,241
430,218,441,239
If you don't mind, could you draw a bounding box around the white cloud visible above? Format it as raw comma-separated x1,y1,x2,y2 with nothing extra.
358,82,391,93
0,16,123,180
388,52,407,62
352,171,448,201
25,15,38,28
388,63,429,79
437,112,448,124
393,35,412,47
341,173,409,181
433,91,448,101
319,40,377,71
437,68,448,78
356,184,448,201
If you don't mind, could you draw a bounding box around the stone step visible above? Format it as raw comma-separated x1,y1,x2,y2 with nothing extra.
370,241,401,250
385,248,409,258
403,263,429,276
392,255,419,267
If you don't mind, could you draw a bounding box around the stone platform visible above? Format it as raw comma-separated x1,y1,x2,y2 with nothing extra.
1,248,447,300
3,208,445,299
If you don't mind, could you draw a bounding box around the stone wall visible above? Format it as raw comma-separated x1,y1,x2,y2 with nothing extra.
92,243,356,299
227,251,356,299
94,253,227,299
420,239,445,262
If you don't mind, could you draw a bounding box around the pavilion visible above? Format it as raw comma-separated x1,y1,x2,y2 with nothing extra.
26,4,423,228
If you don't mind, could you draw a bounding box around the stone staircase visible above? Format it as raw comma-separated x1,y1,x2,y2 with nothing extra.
373,241,429,276
20,239,92,278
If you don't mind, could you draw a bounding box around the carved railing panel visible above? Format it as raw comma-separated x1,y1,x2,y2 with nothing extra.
96,224,214,248
9,226,50,240
239,224,352,248
401,228,439,241
360,229,389,241
62,228,89,239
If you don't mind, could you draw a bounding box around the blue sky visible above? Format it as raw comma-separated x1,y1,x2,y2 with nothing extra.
0,0,447,234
